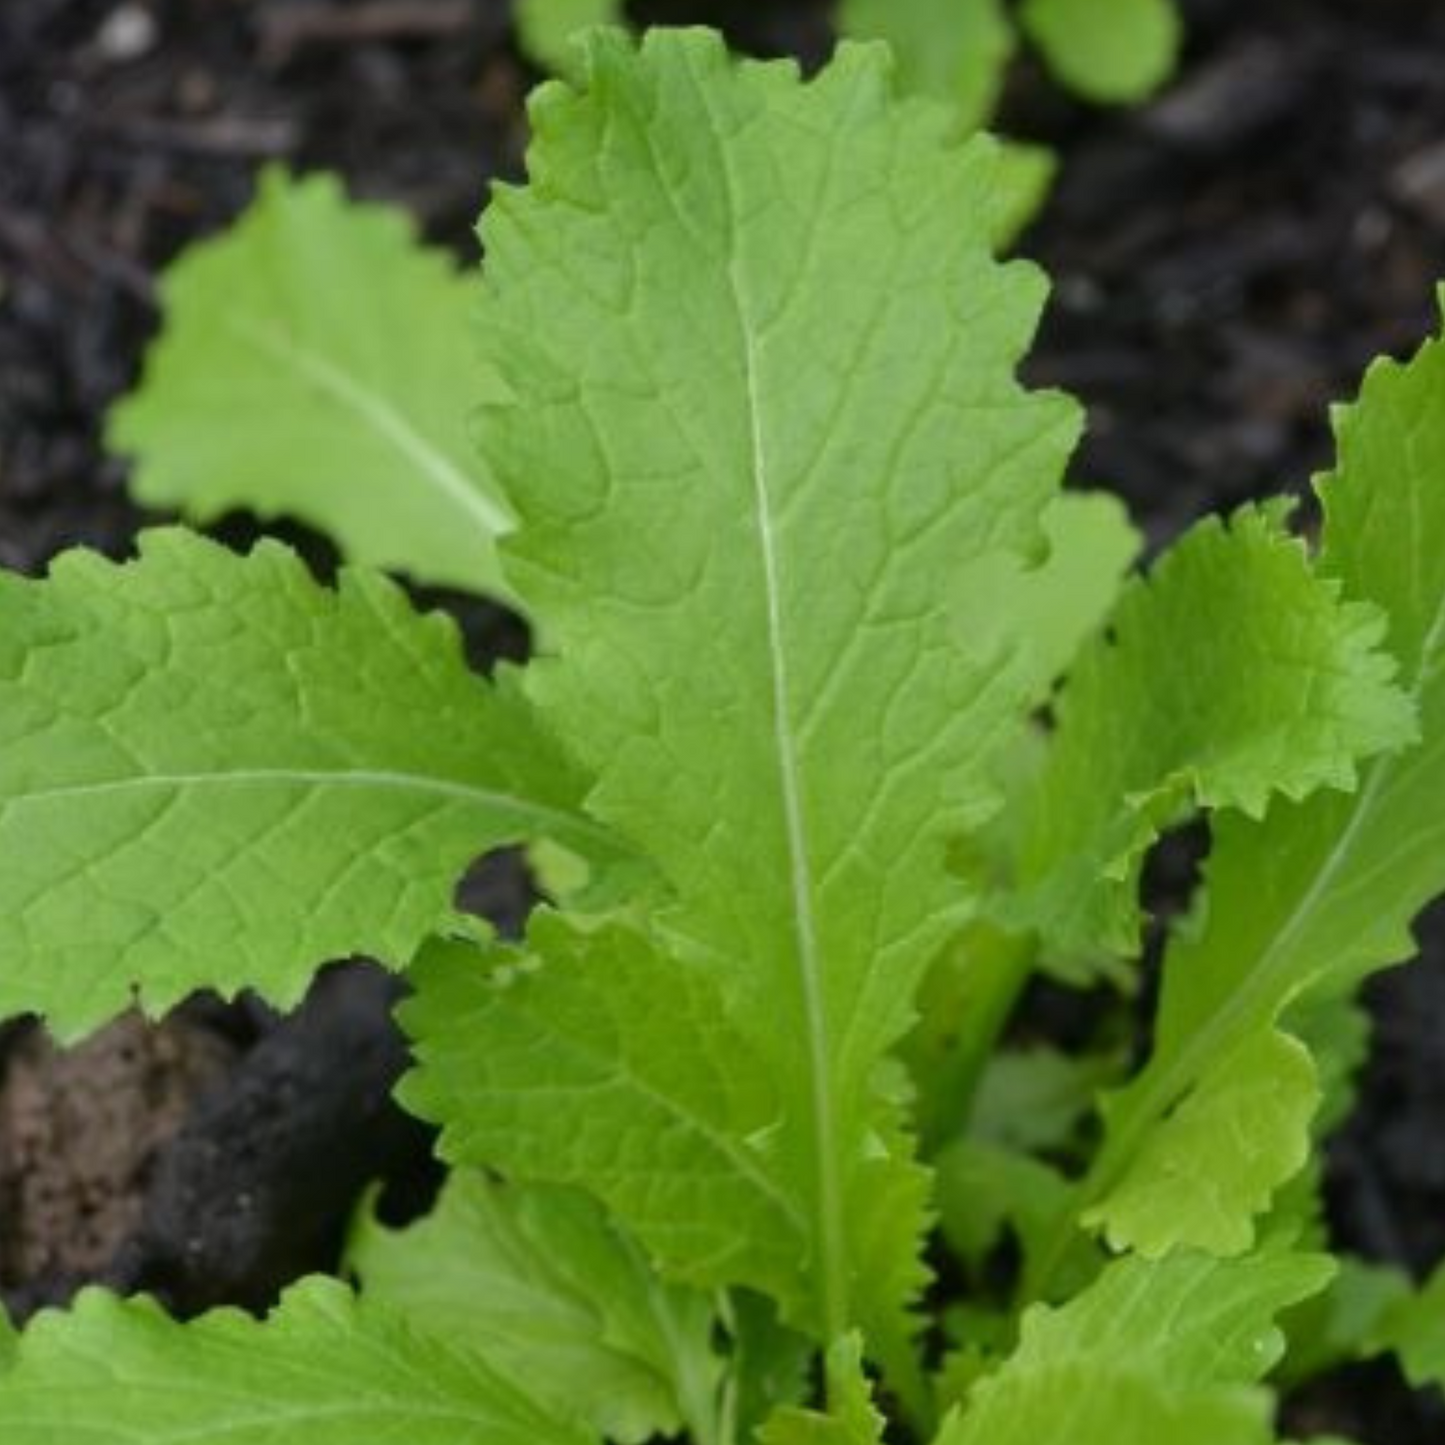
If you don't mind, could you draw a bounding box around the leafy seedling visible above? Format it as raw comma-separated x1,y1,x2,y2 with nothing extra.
0,28,1442,1445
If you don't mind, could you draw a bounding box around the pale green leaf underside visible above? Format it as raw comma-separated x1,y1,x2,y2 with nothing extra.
349,1171,720,1444
0,1279,590,1444
1020,0,1181,103
837,0,1015,132
109,169,513,597
943,1249,1331,1445
514,0,622,76
471,28,1078,1346
1006,504,1413,962
1077,299,1445,1258
0,529,608,1037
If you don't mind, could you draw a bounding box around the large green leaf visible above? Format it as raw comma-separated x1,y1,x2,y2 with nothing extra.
0,1279,591,1444
405,28,1081,1362
940,1247,1332,1445
350,1170,723,1443
1072,298,1445,1261
0,529,610,1037
109,170,514,597
1005,504,1413,965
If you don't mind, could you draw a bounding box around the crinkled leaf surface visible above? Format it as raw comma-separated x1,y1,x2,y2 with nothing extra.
350,1170,721,1444
837,0,1015,131
404,918,805,1309
1003,504,1413,965
941,1247,1331,1445
1076,301,1445,1259
1020,0,1181,103
109,169,514,597
514,0,622,76
406,29,1080,1358
0,1278,591,1444
0,529,609,1037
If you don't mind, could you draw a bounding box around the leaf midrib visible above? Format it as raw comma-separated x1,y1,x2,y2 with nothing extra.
4,766,611,852
230,317,513,538
694,64,847,1341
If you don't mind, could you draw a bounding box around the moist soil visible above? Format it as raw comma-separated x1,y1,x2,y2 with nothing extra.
2,0,1444,1438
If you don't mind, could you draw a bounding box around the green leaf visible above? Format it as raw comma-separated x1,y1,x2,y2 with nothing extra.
1070,299,1445,1261
970,1045,1116,1155
758,1337,883,1445
835,1,1054,242
906,495,1135,1146
1004,505,1414,965
515,0,624,77
1280,1255,1408,1383
350,1171,722,1445
0,529,611,1038
939,1247,1332,1445
934,1138,1072,1267
987,142,1057,246
403,917,807,1314
1284,989,1372,1136
109,169,514,598
729,1294,816,1438
1020,0,1181,104
837,0,1015,131
954,490,1141,710
1082,1028,1320,1255
423,26,1079,1364
0,1278,592,1444
1373,1260,1445,1389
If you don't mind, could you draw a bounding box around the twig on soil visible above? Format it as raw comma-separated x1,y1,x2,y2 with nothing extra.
88,113,299,159
255,0,475,65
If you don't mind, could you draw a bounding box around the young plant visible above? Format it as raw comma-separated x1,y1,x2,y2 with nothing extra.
0,28,1442,1445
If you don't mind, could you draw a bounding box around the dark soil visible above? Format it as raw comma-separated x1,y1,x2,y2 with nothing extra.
0,1011,236,1294
1,0,1444,1439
